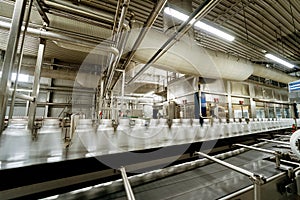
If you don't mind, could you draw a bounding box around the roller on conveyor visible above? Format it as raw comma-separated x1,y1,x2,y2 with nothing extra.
290,130,300,159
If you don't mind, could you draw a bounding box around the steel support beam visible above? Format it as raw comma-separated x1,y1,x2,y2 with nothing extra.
28,38,46,130
0,0,27,132
33,0,49,25
8,0,34,121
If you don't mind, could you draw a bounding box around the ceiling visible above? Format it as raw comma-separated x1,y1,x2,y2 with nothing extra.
1,0,300,80
60,0,300,73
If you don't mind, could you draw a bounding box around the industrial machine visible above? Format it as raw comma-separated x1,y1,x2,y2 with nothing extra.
0,117,300,199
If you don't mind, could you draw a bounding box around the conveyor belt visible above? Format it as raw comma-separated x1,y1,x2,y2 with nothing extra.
57,143,285,200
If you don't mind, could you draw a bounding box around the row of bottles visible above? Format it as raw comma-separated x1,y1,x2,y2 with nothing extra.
0,117,295,164
70,117,294,156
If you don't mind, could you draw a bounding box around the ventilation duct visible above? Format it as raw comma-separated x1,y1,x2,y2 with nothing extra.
125,28,253,81
252,64,297,84
124,27,297,84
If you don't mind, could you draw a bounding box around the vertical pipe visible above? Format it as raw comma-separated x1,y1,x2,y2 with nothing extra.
25,91,30,116
8,0,33,121
0,0,27,132
227,81,233,119
28,38,46,130
249,83,256,118
194,92,200,119
104,0,130,97
254,183,261,200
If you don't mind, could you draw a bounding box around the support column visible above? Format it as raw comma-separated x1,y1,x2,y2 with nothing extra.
28,38,46,130
9,0,33,120
44,60,55,117
0,0,27,132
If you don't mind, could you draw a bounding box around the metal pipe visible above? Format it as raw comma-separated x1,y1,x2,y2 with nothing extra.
106,25,130,93
112,0,122,35
8,0,33,120
28,38,46,130
233,143,278,155
0,0,27,132
104,0,130,95
8,89,35,102
121,0,168,70
280,159,300,167
233,143,282,168
258,139,290,145
0,15,113,45
43,0,113,24
120,167,136,200
115,69,125,110
0,21,119,56
127,0,220,84
195,151,258,177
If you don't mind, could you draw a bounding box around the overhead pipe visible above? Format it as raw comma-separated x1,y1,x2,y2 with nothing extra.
0,20,119,56
43,0,114,24
112,0,122,35
120,0,168,71
127,0,221,85
0,16,113,46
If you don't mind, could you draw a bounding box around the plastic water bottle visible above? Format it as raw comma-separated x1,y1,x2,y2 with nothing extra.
192,119,201,142
146,119,160,148
70,119,96,157
97,119,117,154
117,118,130,151
37,118,63,159
182,119,194,143
0,119,31,162
130,119,146,150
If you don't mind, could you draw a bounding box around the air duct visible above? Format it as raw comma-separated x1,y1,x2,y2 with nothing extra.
125,27,296,84
252,64,297,84
125,28,253,81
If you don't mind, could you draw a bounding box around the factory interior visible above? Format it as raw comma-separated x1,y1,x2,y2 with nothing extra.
1,0,300,199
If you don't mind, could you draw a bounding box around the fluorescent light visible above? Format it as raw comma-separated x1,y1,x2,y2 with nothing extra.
164,7,235,42
265,53,294,68
164,7,195,23
194,21,235,41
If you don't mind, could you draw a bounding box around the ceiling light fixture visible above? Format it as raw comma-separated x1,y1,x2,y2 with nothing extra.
265,53,294,69
164,7,235,42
